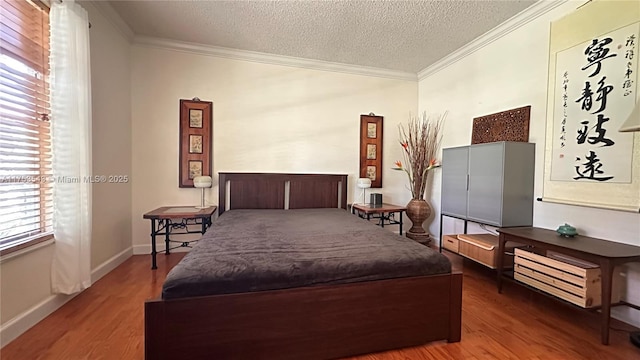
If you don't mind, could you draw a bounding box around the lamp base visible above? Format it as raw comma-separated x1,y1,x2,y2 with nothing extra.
360,188,368,206
195,188,207,209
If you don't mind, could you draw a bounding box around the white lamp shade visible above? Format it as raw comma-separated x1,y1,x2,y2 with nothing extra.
619,102,640,132
356,178,372,189
193,175,212,188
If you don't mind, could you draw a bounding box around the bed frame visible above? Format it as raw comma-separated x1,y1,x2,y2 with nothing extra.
145,173,462,360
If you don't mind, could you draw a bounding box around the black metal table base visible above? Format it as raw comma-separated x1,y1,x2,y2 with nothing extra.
149,217,212,269
355,211,404,235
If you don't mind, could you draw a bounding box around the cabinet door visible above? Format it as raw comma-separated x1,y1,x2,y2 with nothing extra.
441,147,469,218
467,143,504,226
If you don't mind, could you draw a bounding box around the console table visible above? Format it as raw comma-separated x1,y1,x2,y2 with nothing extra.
351,203,406,235
143,206,216,269
496,227,640,345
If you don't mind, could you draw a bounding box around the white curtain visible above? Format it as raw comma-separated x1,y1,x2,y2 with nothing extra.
50,0,93,294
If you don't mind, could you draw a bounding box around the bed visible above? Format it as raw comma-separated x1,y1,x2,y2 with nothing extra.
145,173,462,360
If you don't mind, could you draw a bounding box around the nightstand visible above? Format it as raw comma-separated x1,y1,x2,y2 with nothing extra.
143,206,217,269
351,203,407,235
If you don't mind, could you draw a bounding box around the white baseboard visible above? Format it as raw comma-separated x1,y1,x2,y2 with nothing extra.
132,244,193,255
91,246,133,283
0,293,75,348
1,246,133,348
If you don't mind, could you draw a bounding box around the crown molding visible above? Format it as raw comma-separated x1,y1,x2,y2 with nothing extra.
417,0,568,80
82,0,134,42
134,36,418,82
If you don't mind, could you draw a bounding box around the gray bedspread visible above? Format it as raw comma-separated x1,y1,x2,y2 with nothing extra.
162,208,451,300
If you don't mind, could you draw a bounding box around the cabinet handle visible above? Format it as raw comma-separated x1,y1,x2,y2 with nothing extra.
466,174,469,191
456,236,495,251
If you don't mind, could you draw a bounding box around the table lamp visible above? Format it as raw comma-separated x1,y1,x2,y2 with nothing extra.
193,175,212,209
356,178,371,205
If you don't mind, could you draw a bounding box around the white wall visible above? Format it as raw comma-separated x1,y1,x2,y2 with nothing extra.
87,2,133,269
420,1,640,326
130,46,418,251
0,1,132,345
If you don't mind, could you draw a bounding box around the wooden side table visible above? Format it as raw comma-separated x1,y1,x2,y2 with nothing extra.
351,203,407,235
496,227,640,345
143,206,217,269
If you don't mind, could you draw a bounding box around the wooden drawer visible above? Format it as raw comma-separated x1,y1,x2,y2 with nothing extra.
514,248,621,308
457,234,514,269
442,235,459,253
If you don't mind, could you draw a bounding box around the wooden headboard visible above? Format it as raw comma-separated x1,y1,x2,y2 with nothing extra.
218,173,348,215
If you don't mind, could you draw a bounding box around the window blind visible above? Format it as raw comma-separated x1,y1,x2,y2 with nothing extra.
0,0,52,250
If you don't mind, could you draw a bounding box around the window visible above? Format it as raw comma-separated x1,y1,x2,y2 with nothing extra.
0,0,53,254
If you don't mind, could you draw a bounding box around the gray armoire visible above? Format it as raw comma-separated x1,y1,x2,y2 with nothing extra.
441,141,535,227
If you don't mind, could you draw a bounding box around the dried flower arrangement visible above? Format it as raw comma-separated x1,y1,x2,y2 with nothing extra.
393,112,445,200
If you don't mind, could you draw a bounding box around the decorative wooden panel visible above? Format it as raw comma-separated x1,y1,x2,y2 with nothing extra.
179,99,213,187
359,114,383,188
471,105,530,144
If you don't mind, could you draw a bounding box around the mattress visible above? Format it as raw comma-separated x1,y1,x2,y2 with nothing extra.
162,208,451,299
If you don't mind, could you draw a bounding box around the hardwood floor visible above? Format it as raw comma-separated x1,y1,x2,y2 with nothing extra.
2,252,639,360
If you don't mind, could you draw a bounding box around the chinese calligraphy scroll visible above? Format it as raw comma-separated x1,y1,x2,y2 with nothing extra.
551,23,637,183
543,0,640,211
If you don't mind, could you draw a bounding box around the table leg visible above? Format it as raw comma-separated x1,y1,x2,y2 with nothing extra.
600,260,613,345
399,212,403,235
496,233,506,293
381,212,385,228
164,219,170,255
150,219,157,270
438,213,443,252
201,216,208,234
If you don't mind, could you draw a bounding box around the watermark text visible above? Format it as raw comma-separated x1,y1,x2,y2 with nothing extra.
0,175,130,184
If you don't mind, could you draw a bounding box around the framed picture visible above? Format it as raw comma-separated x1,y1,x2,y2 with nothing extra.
366,165,376,181
359,114,383,188
189,109,203,128
189,135,203,154
366,144,376,160
367,123,377,138
179,99,212,187
188,160,203,179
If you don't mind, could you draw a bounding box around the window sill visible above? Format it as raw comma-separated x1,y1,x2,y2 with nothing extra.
0,234,55,263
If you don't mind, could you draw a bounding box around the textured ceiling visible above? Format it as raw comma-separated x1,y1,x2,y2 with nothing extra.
109,0,537,74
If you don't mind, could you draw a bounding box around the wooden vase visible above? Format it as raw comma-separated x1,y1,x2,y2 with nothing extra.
405,199,431,245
